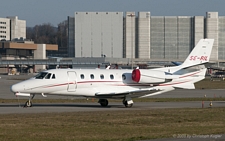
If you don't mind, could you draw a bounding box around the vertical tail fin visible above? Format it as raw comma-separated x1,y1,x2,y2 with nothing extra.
181,39,214,68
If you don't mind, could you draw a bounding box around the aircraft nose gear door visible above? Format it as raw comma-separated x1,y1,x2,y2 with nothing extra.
67,71,77,92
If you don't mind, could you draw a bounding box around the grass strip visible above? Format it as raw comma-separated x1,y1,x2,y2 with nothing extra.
0,108,224,141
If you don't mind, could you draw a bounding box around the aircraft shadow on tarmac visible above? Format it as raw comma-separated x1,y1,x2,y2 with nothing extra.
0,103,130,108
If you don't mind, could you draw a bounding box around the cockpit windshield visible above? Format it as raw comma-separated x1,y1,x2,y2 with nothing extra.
35,72,48,79
34,72,56,79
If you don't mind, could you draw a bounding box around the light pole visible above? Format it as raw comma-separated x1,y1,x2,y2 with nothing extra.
127,13,135,69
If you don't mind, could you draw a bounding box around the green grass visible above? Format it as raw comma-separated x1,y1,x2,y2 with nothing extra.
195,78,225,89
0,108,224,141
1,78,225,140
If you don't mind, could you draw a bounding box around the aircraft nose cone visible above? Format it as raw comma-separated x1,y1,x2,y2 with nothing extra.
10,84,21,93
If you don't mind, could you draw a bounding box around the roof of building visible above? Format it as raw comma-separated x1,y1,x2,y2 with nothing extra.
0,41,58,51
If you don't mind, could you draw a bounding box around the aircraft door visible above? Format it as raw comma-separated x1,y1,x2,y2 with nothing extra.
67,71,77,92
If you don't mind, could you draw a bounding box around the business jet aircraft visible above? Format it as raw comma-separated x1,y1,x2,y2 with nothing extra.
11,39,214,108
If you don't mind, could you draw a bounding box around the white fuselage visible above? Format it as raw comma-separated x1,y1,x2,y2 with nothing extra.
10,67,206,99
9,39,214,107
11,69,146,97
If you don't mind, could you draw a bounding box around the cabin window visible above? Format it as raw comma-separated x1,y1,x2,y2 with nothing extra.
80,74,84,79
90,74,94,79
100,74,104,79
35,72,48,79
52,74,56,79
110,74,114,80
122,74,126,80
45,73,52,79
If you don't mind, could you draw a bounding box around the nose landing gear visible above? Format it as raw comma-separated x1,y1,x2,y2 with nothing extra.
24,94,35,107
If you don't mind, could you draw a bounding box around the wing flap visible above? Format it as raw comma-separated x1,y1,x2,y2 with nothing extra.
95,89,161,99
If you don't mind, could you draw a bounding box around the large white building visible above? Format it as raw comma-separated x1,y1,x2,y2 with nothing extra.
67,11,225,61
75,12,123,58
0,18,10,41
0,16,26,41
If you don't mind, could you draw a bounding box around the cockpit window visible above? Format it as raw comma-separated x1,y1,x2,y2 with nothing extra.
52,74,56,79
35,72,48,79
45,73,52,79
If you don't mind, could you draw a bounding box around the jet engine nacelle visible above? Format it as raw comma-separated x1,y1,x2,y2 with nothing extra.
132,69,166,83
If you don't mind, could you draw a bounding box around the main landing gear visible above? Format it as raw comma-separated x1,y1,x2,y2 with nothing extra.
24,94,35,107
98,99,108,107
98,97,134,108
123,97,133,108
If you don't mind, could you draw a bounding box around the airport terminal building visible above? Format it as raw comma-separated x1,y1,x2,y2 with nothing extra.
68,11,225,62
0,16,26,41
0,16,58,73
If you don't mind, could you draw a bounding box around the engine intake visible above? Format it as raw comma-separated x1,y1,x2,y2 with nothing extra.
132,69,166,83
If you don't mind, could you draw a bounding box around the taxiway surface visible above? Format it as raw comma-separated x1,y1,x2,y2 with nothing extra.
0,74,225,114
0,101,225,114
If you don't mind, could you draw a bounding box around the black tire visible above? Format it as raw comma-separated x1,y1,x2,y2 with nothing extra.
124,101,133,108
25,101,32,107
99,99,108,107
125,103,133,108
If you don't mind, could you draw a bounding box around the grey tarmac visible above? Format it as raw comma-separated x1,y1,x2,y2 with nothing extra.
0,74,225,114
0,101,224,114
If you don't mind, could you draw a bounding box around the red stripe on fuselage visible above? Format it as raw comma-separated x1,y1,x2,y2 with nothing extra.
179,71,201,78
30,78,192,90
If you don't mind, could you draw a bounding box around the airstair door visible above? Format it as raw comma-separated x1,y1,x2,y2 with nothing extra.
67,71,77,92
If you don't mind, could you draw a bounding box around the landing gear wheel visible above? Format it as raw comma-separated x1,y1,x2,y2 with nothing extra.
123,101,133,108
98,99,108,107
24,100,32,107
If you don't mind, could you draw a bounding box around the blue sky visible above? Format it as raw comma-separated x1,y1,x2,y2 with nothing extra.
1,0,225,27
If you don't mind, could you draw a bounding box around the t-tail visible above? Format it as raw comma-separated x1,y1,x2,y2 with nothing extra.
170,39,214,89
180,39,214,69
150,39,214,90
163,39,214,74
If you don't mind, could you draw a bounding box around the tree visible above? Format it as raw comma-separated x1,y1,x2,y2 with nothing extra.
26,22,69,57
26,23,57,44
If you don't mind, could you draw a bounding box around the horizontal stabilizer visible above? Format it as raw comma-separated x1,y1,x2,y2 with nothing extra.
173,83,195,89
140,87,175,98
